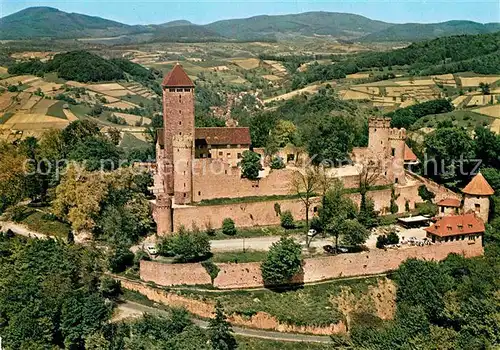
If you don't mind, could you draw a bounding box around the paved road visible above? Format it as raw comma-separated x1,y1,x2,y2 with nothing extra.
210,235,333,252
116,300,332,344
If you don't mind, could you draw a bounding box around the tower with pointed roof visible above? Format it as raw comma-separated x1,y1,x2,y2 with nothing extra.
462,172,494,223
161,63,195,205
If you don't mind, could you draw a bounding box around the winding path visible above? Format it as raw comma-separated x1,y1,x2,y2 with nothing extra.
116,300,332,344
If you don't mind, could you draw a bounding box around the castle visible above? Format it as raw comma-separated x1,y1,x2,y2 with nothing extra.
151,65,490,235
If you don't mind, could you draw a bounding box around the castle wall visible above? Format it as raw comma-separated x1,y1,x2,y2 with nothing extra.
191,163,296,202
172,188,404,231
140,239,483,289
406,171,462,202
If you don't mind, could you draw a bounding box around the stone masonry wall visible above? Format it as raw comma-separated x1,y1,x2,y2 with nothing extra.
140,240,483,289
172,188,400,231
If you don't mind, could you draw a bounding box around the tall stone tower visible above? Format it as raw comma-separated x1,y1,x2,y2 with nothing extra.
368,117,392,181
462,172,494,223
161,63,195,198
389,127,407,185
172,134,193,204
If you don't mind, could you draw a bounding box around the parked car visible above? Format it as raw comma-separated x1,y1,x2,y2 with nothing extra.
144,244,158,257
307,229,317,237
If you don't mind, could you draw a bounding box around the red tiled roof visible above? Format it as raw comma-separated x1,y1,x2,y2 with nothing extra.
437,198,461,208
424,213,485,237
462,173,494,196
162,64,194,87
404,144,418,162
156,127,251,147
195,127,251,146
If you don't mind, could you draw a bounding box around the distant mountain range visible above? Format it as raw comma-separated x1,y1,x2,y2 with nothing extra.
0,7,499,43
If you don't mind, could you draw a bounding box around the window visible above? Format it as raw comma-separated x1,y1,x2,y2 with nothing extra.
313,207,318,213
219,151,223,156
176,88,183,92
380,141,383,145
179,121,182,125
475,203,480,212
183,193,186,197
227,153,231,158
198,191,201,196
179,95,181,102
237,153,242,159
179,110,182,114
169,88,175,92
224,170,227,174
395,178,399,184
391,148,395,156
441,206,445,213
184,88,191,92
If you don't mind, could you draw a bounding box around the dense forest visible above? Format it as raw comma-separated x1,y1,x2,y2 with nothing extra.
0,234,238,349
7,51,161,86
290,32,500,88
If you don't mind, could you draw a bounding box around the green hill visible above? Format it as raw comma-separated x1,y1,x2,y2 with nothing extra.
1,7,499,43
205,11,392,40
360,20,500,42
151,24,226,42
0,6,149,39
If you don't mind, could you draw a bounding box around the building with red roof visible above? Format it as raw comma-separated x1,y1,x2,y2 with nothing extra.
425,213,484,244
437,198,461,216
462,173,494,223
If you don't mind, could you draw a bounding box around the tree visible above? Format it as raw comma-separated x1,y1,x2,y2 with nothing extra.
108,127,122,145
239,150,262,180
270,156,285,169
268,119,298,148
222,218,237,236
418,185,436,202
158,226,211,262
108,245,135,273
208,301,237,350
341,219,370,247
479,82,490,95
318,180,358,252
289,168,321,245
306,115,356,165
424,126,475,187
474,126,500,169
261,237,302,285
0,141,29,213
358,197,379,228
280,210,295,229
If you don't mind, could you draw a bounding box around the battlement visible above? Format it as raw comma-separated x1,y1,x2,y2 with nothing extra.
368,117,391,129
156,194,172,208
389,128,406,140
172,134,194,148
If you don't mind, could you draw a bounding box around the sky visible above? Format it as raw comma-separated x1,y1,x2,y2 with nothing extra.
1,0,499,25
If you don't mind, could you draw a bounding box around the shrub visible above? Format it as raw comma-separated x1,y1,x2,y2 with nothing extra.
261,237,302,285
108,246,135,273
418,185,435,202
205,221,216,236
222,218,237,236
7,85,18,92
387,231,400,244
158,226,211,262
376,235,388,249
310,216,323,233
270,156,285,169
280,210,295,229
201,261,220,284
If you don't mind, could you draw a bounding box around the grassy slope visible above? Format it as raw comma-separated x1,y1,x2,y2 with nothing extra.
179,276,383,327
